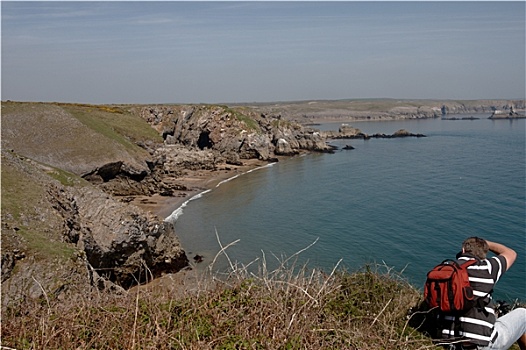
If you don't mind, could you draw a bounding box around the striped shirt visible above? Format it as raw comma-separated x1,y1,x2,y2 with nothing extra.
439,253,507,346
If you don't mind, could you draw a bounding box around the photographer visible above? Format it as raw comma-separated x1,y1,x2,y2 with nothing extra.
437,237,525,349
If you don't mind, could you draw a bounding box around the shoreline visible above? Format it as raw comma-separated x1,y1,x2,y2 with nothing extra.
131,158,279,220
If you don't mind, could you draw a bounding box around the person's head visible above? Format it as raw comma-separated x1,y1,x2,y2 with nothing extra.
462,237,489,259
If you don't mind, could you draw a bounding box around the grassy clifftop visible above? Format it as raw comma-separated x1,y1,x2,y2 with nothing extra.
2,258,437,349
1,101,161,175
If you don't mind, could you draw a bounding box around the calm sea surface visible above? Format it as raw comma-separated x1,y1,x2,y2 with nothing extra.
169,116,525,300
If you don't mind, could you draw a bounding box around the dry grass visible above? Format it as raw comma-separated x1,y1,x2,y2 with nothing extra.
1,237,439,350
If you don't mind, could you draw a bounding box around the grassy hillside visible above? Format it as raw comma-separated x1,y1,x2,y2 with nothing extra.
1,151,82,260
1,101,165,281
1,101,161,175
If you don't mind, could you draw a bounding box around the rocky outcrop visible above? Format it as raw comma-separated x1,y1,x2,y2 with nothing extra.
134,105,334,160
441,100,525,116
49,185,189,290
322,126,426,140
83,105,335,197
489,105,526,119
1,150,93,308
1,147,189,311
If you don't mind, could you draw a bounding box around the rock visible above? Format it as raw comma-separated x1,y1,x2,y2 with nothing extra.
391,129,426,138
275,138,295,155
70,186,189,289
489,109,526,119
324,126,425,140
392,129,410,137
43,182,190,290
136,105,334,160
339,124,362,137
1,252,15,282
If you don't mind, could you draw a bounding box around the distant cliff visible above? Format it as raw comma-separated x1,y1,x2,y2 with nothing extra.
237,99,526,121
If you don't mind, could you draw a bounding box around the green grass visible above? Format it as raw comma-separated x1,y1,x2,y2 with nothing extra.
45,165,90,187
16,226,77,261
226,107,262,132
1,157,44,220
1,157,77,261
58,103,162,152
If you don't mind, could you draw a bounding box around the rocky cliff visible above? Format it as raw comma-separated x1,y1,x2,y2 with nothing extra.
1,149,189,308
1,101,334,309
239,99,525,121
133,104,333,159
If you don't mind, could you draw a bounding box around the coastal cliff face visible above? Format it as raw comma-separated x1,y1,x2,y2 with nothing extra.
133,104,332,159
1,149,188,308
81,104,334,197
0,101,332,308
242,99,525,121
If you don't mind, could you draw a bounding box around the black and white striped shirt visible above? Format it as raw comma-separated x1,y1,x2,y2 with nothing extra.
439,253,507,346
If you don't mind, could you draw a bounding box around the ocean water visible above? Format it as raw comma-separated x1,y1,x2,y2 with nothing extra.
169,116,525,300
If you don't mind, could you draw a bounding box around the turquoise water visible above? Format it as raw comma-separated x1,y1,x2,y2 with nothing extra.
171,116,525,300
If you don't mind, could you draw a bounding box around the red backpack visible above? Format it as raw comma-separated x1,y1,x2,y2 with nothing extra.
424,259,477,313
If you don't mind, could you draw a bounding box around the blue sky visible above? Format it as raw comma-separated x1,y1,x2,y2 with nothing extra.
1,1,525,104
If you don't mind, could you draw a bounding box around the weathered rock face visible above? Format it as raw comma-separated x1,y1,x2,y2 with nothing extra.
441,100,526,116
134,105,334,160
1,148,189,310
49,185,189,289
87,105,334,197
1,151,93,308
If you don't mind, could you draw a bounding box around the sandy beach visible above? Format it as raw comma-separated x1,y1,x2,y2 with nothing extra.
128,159,278,295
131,158,275,220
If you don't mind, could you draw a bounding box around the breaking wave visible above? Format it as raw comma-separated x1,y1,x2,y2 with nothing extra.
165,189,211,223
165,162,276,223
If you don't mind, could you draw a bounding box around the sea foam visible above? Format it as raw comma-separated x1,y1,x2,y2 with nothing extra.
165,189,211,223
165,162,276,223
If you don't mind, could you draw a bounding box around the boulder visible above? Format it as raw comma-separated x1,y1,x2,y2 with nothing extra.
275,138,295,155
53,185,189,289
339,124,363,137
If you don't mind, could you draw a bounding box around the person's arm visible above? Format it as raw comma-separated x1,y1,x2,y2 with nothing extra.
485,240,517,271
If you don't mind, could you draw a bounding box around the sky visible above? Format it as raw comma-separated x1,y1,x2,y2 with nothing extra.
1,1,525,104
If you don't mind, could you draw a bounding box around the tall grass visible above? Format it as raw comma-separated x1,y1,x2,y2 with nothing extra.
1,238,437,349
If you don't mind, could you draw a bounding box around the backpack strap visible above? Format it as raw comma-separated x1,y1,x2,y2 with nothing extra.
457,258,478,269
458,258,494,315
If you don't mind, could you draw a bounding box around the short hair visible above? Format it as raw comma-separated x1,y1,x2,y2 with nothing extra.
462,237,489,259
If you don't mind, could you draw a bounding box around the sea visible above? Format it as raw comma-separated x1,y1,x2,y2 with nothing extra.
167,115,526,301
